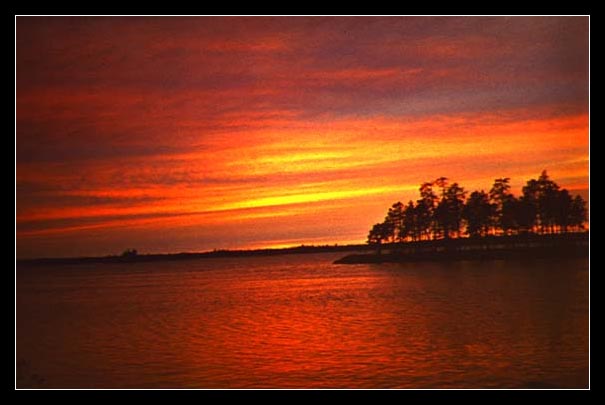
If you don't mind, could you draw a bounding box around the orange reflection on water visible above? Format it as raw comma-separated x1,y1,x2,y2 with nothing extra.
17,255,588,388
164,258,588,388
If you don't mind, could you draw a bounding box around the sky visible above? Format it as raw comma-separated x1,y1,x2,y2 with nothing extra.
16,16,589,259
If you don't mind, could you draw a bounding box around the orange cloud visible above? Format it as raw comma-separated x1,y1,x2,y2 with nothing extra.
16,17,589,258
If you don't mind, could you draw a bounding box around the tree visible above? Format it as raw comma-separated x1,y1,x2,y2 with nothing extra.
463,191,492,237
382,216,396,243
432,177,449,239
521,178,540,233
435,182,466,239
536,170,560,233
418,182,438,240
386,202,405,242
434,177,449,199
367,222,391,254
446,183,467,238
401,200,418,242
365,170,586,245
554,189,573,233
501,194,519,234
515,195,538,234
490,178,512,235
569,195,587,231
519,171,562,234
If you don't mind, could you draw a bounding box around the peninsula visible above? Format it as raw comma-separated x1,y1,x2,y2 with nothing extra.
336,171,588,264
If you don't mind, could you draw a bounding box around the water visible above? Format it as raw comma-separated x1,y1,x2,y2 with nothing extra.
16,253,589,388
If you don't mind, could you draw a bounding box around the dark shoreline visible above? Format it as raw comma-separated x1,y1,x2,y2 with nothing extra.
17,233,588,267
334,232,588,264
17,244,374,267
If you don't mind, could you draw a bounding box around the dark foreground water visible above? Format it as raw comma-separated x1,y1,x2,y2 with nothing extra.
16,253,589,388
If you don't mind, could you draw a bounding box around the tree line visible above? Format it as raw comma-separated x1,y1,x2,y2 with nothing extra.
367,171,587,246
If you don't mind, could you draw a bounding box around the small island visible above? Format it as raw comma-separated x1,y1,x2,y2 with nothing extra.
336,171,588,264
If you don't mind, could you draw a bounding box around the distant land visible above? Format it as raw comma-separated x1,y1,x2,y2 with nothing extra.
16,244,374,267
16,232,589,267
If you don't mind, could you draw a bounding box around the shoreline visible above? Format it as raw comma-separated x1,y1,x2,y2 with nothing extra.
334,232,588,264
16,232,589,267
16,244,373,267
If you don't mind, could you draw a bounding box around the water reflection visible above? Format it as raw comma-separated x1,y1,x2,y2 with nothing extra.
17,254,588,388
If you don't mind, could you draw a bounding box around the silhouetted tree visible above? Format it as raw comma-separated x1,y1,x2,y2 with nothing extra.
554,189,573,233
463,191,492,237
435,182,466,239
514,195,538,234
490,178,512,234
386,202,405,242
433,177,448,238
446,182,467,238
435,177,449,198
569,195,588,231
521,178,540,233
537,171,560,234
367,222,391,254
418,182,438,240
366,171,587,248
401,200,417,241
501,194,519,234
382,215,396,243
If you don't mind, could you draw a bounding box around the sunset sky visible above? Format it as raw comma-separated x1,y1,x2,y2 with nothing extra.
16,16,589,259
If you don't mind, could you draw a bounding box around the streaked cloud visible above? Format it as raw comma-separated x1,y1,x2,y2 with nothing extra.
16,16,589,258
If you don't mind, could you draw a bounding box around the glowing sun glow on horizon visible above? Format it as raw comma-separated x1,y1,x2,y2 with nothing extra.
16,16,588,258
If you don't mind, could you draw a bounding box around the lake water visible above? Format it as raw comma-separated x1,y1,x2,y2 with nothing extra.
16,253,589,388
